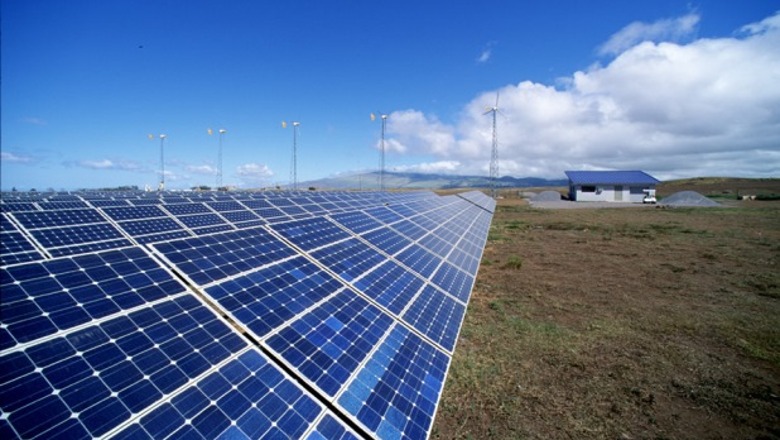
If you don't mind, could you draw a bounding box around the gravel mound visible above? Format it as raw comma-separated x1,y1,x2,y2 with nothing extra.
661,191,720,207
532,191,563,202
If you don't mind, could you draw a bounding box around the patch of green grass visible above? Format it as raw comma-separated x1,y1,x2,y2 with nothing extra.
502,255,523,270
505,220,527,230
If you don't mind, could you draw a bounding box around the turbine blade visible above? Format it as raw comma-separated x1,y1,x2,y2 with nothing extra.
281,121,287,128
207,128,213,136
370,113,376,121
496,91,500,108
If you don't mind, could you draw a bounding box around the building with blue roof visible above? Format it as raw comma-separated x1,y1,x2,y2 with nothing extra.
565,170,660,202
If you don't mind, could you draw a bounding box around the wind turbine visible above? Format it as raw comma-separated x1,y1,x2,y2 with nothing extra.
209,128,227,189
483,92,500,198
371,112,388,192
282,120,300,191
149,133,167,191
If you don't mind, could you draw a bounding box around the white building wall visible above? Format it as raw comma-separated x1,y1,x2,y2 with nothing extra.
574,185,655,202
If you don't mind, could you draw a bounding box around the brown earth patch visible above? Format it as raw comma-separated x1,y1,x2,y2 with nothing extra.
432,195,780,439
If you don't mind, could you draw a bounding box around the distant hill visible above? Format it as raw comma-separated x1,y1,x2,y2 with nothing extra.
302,171,568,190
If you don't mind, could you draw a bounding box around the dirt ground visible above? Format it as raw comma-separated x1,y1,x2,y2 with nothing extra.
432,186,780,439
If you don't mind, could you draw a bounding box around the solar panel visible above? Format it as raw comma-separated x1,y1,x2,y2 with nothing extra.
271,217,352,251
0,189,493,440
0,215,44,265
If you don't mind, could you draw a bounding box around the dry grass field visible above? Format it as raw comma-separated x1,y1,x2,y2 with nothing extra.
432,183,780,439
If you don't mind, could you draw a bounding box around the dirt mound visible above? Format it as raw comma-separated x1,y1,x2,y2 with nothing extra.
661,190,720,207
532,191,563,202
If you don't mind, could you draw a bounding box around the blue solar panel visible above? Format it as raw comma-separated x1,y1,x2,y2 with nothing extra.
337,324,450,440
271,217,351,251
0,248,186,344
0,268,246,439
103,205,168,221
364,206,404,225
0,215,43,265
29,223,130,250
402,285,466,352
390,218,428,241
305,413,361,440
205,256,344,338
395,244,442,279
113,349,328,439
266,290,394,397
0,188,493,440
352,260,425,315
11,208,106,229
310,238,386,283
153,228,296,285
163,202,213,215
0,202,37,212
431,261,474,303
361,227,412,256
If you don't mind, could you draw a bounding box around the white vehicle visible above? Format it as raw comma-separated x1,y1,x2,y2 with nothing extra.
643,189,657,204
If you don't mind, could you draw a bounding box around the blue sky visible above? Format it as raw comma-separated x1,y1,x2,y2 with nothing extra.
2,1,778,190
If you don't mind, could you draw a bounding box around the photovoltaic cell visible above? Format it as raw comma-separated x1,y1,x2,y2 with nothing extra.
0,274,245,439
431,261,474,303
305,413,361,440
0,215,43,265
113,349,328,440
352,260,425,315
0,247,186,344
153,227,296,285
361,228,412,256
364,206,404,225
337,324,450,440
310,238,386,283
0,188,494,440
394,244,442,279
266,291,394,397
205,256,344,338
271,217,351,251
402,285,465,352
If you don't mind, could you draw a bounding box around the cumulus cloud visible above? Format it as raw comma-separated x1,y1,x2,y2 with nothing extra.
236,163,274,185
186,164,217,175
385,12,780,180
476,41,496,64
392,161,462,174
1,151,36,164
73,159,142,171
21,117,47,126
598,13,700,56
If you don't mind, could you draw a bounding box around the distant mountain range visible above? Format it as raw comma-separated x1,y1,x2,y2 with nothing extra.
302,171,567,190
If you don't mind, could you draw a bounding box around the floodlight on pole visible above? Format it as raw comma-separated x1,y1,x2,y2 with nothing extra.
371,112,388,192
218,129,226,189
282,121,300,191
151,134,167,191
483,92,500,198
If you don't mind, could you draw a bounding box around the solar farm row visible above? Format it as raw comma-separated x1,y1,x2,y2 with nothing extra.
0,190,495,439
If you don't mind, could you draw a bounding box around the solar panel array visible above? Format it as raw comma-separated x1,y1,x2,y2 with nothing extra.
1,189,494,439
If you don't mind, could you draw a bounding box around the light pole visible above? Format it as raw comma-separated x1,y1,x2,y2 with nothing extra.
282,121,300,191
159,134,167,191
371,113,388,192
217,129,226,189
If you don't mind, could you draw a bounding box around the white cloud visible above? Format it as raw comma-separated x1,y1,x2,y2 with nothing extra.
598,13,700,56
186,164,217,175
392,160,462,174
236,163,274,185
384,12,780,180
21,117,47,126
75,159,142,171
1,151,35,163
384,110,456,155
476,41,496,64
